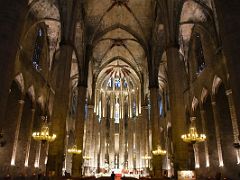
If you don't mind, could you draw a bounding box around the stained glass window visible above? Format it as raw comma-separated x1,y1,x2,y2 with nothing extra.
32,28,44,71
195,34,206,74
115,102,119,123
115,78,121,88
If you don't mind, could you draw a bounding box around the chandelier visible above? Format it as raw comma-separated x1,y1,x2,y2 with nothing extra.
152,145,167,156
181,117,206,144
141,154,152,160
32,116,56,142
67,145,82,154
83,155,92,160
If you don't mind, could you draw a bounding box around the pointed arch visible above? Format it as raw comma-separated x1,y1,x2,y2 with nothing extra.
200,87,208,104
191,96,199,112
27,85,36,103
14,73,25,93
212,75,222,95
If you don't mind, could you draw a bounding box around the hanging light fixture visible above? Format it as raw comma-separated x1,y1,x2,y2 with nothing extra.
141,154,152,160
67,145,82,155
152,145,167,156
83,155,92,160
181,117,206,144
32,116,56,142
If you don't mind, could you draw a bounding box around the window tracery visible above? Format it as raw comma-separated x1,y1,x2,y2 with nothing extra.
32,27,44,71
195,33,206,74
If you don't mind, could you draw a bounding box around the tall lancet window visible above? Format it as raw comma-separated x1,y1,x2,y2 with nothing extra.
132,101,136,117
195,33,206,74
98,100,102,122
107,78,112,88
115,102,120,123
115,78,121,89
32,27,44,71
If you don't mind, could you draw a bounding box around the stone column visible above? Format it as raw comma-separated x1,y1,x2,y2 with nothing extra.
211,97,224,167
226,89,240,163
199,108,210,167
135,117,141,170
128,118,134,170
93,114,100,170
213,0,240,125
11,99,25,166
141,105,148,169
24,108,36,167
100,117,107,168
139,113,145,168
85,105,94,168
0,1,28,124
109,117,115,168
72,85,87,177
166,47,189,171
149,87,162,177
46,44,73,176
119,116,125,168
34,141,42,168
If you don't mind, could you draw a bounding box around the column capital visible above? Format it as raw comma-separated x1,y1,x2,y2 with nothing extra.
18,99,25,104
226,89,232,96
211,95,216,104
211,101,216,105
141,105,148,110
87,105,94,109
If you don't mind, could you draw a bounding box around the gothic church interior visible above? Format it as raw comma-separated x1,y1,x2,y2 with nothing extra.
0,0,240,179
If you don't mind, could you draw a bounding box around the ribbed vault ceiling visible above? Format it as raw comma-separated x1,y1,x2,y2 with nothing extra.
84,0,155,90
27,0,214,96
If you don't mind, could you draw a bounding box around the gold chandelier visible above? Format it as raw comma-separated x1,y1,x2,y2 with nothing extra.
181,117,206,144
67,145,82,155
141,154,152,160
152,145,167,156
83,155,92,160
32,116,56,142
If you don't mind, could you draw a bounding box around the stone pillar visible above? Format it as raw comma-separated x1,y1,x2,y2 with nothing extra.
109,92,115,169
11,99,25,166
149,87,162,177
213,0,240,125
0,1,28,125
135,117,141,170
139,113,145,168
46,44,73,177
109,117,115,169
85,105,94,168
225,89,240,163
211,97,224,167
93,114,100,170
199,108,210,167
141,105,148,169
119,116,125,169
24,108,36,167
166,47,189,171
72,85,87,177
34,141,42,168
100,117,107,168
128,118,134,170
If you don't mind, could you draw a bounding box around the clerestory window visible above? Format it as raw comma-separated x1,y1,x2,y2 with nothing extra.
32,28,44,71
195,33,206,74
